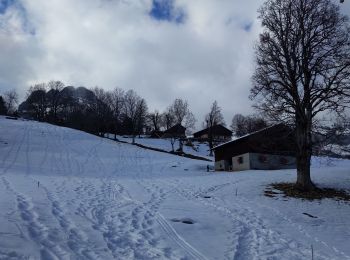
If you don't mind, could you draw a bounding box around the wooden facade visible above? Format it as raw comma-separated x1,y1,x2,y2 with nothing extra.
193,125,232,142
162,124,186,138
212,124,296,171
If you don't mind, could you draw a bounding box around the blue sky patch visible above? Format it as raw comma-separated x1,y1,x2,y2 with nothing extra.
149,0,185,24
0,0,35,35
0,0,15,14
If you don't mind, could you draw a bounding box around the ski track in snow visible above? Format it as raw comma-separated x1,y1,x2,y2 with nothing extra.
1,124,27,176
2,122,205,259
40,181,104,259
227,190,350,260
155,176,339,260
46,124,173,258
2,176,70,259
0,118,349,259
40,122,194,259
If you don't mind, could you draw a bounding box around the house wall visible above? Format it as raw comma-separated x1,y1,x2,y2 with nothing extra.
249,153,296,170
215,160,230,171
232,153,250,171
197,134,230,141
215,153,296,172
214,136,231,142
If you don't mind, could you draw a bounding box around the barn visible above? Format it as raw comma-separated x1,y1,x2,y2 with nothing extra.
162,124,186,138
193,125,232,142
212,124,296,171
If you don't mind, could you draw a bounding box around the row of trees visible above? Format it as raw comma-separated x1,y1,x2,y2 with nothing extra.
20,82,149,142
18,81,270,142
148,99,196,134
18,82,203,143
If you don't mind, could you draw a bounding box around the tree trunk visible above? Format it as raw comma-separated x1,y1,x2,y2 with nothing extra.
54,106,57,123
179,139,183,152
296,148,314,190
208,128,213,156
132,125,136,144
170,138,175,152
295,114,315,191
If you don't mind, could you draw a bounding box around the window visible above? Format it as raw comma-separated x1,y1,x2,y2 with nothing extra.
237,156,243,164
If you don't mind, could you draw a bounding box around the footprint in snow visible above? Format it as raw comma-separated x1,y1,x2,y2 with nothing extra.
171,218,195,225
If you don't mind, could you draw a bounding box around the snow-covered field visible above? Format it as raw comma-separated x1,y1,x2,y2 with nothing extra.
0,116,349,260
112,135,212,159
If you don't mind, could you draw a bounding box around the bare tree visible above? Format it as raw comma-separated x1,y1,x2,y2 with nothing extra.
230,114,268,137
26,84,48,121
162,109,175,130
4,89,19,115
92,87,113,136
230,114,247,137
183,112,196,135
167,98,196,134
313,115,350,157
110,87,125,139
46,81,65,122
169,98,189,124
205,101,225,155
148,110,163,132
124,90,148,143
135,98,148,137
251,0,350,191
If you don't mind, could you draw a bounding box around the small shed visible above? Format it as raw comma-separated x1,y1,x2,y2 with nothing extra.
149,130,164,138
193,125,232,142
162,124,186,138
212,124,296,171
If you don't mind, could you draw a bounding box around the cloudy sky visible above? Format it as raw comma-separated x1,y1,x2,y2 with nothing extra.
0,0,349,128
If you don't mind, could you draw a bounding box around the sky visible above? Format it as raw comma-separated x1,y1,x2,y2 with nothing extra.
0,0,349,129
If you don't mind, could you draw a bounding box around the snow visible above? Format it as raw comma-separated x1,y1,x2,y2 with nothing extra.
111,134,212,159
212,124,281,150
0,116,350,259
323,143,350,156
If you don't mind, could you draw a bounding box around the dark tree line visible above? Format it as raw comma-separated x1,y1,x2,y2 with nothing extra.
18,82,199,141
18,82,272,155
19,82,149,139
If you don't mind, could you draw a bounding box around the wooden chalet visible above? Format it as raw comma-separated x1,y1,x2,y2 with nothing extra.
162,124,186,138
193,125,232,142
212,124,296,171
149,130,164,138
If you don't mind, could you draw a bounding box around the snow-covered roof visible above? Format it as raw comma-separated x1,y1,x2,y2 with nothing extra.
193,125,232,137
212,123,284,150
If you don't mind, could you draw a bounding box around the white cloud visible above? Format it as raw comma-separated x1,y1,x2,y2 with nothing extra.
0,0,281,128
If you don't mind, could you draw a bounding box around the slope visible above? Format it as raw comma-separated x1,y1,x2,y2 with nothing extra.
0,116,349,259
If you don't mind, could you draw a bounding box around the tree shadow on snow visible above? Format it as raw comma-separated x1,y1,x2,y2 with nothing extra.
265,183,350,202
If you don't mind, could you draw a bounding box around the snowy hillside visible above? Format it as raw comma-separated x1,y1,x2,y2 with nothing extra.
111,134,212,159
0,116,350,259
